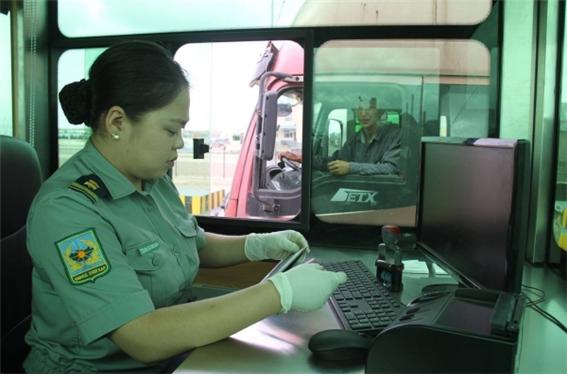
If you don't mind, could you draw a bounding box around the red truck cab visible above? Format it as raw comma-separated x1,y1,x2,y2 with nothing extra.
224,40,305,220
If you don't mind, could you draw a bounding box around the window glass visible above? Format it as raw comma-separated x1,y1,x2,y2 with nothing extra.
311,39,490,226
56,42,305,223
552,7,567,253
57,49,103,166
0,12,12,136
173,40,304,221
58,0,491,37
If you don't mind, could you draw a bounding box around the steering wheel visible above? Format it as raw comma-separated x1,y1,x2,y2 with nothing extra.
280,156,301,171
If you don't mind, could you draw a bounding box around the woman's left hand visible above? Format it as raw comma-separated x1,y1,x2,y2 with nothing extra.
244,230,310,261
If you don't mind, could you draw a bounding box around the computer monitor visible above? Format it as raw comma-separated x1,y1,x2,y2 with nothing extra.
417,138,528,293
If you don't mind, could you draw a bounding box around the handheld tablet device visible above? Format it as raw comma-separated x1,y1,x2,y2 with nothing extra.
260,247,308,282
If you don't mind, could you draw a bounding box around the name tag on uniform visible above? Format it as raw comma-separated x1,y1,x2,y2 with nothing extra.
138,241,160,255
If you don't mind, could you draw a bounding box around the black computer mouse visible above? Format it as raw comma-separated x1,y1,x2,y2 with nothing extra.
308,329,372,363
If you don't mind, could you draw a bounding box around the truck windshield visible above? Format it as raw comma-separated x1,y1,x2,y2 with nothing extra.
311,39,490,226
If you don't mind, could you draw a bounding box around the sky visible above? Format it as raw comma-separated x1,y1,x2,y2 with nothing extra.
175,41,268,135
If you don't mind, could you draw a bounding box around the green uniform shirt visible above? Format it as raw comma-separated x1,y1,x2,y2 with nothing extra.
23,140,206,373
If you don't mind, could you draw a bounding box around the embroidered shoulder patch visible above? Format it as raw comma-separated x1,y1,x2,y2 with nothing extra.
55,228,111,285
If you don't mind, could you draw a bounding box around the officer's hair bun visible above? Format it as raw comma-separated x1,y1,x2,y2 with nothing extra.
59,79,91,126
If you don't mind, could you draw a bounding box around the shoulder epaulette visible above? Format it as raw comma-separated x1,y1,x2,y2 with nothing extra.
69,174,110,203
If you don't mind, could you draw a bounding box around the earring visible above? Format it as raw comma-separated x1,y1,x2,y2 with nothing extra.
111,133,120,141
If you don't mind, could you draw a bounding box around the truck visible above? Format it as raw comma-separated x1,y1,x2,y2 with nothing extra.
212,37,490,227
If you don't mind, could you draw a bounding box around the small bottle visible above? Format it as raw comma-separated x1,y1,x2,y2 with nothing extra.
382,225,401,254
375,225,404,292
377,242,387,261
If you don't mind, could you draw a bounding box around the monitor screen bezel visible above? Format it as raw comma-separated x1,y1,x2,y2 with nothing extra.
416,137,527,293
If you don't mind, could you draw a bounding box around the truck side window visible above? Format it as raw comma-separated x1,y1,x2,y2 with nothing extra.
172,40,305,222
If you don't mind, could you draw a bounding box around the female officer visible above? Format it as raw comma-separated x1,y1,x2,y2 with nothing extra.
24,41,346,373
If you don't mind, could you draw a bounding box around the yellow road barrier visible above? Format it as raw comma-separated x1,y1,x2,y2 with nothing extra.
180,189,226,215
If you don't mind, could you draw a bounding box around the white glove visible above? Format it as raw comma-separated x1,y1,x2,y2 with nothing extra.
244,230,309,261
268,263,347,313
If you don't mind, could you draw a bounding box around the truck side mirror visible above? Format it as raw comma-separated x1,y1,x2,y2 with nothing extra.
328,118,344,137
277,103,292,117
328,118,344,150
256,90,278,160
193,138,209,159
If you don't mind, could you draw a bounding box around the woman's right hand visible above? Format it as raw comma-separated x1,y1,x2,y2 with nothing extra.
268,263,347,313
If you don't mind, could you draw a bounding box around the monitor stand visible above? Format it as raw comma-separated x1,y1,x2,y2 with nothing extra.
421,283,460,295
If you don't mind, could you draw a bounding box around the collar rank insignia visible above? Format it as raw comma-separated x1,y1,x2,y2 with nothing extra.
55,228,111,285
69,174,110,203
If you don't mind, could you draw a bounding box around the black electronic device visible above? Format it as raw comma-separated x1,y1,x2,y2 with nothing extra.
365,288,525,373
309,288,525,373
321,260,404,336
260,247,307,282
417,138,528,292
375,259,404,292
308,329,372,363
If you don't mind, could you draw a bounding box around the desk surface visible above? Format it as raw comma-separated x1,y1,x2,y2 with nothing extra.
175,245,567,374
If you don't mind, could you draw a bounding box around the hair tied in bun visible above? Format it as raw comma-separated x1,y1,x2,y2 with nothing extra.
59,79,91,125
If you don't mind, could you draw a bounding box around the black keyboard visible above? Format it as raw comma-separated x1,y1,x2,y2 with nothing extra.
322,260,405,336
